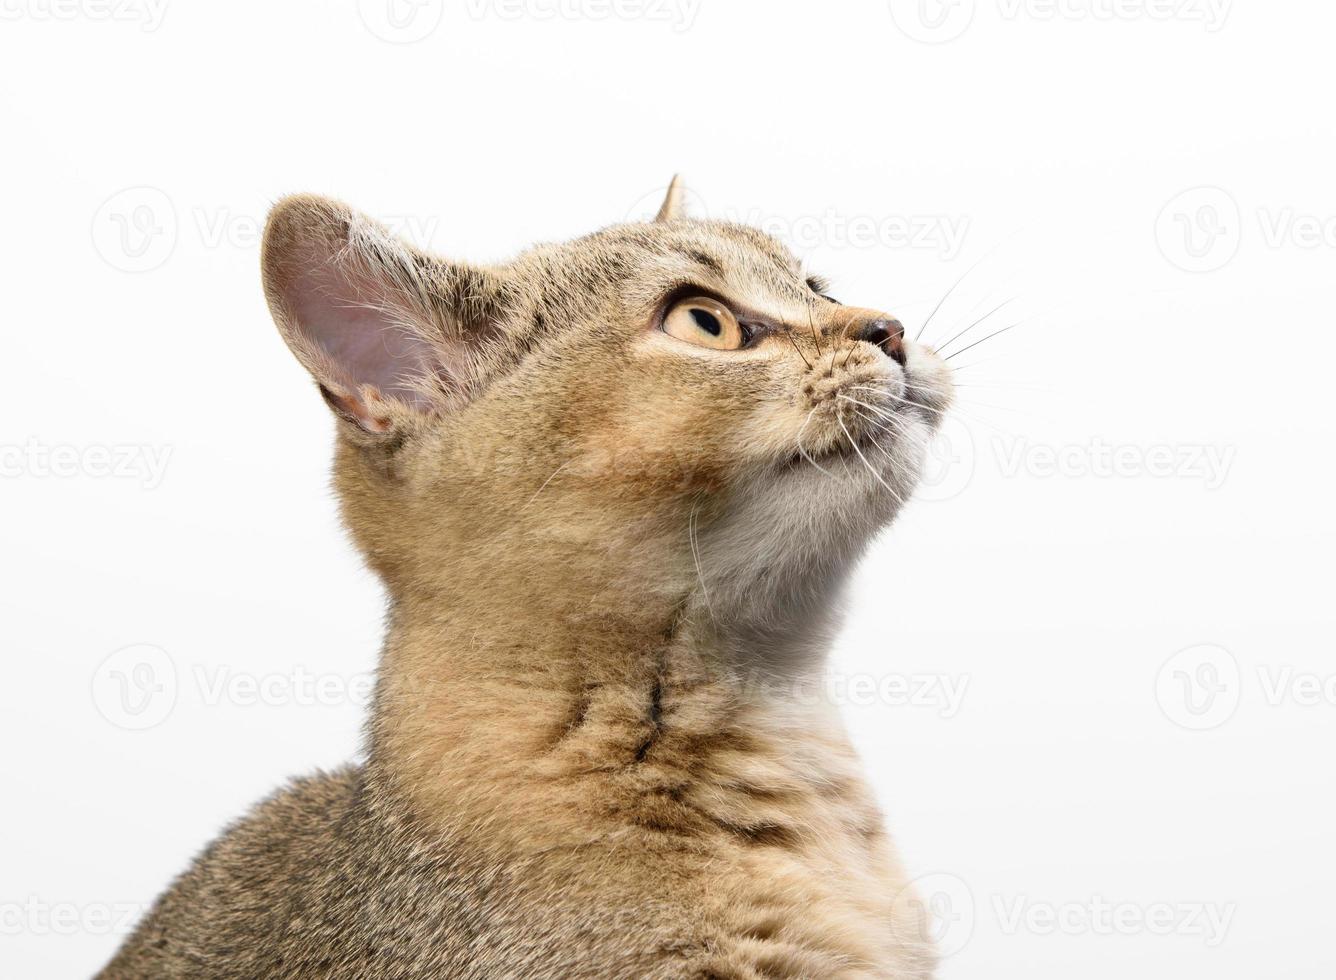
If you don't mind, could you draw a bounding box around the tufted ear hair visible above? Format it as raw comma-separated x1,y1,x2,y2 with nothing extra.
261,194,507,435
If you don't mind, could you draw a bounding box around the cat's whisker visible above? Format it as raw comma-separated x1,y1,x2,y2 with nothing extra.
838,400,926,463
847,385,972,428
948,359,1009,373
948,289,1019,337
471,458,575,552
914,242,1003,342
947,346,1028,373
837,414,907,506
687,496,716,624
845,410,928,465
795,407,838,480
806,302,825,359
849,384,1020,438
934,298,1016,359
848,385,1017,439
785,331,814,370
838,397,931,451
847,384,949,419
522,459,575,510
942,396,1037,415
838,393,911,431
849,414,919,473
840,398,890,423
943,298,1070,365
943,320,1023,362
952,381,1054,392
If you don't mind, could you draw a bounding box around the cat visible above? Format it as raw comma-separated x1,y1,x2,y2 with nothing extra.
99,177,954,979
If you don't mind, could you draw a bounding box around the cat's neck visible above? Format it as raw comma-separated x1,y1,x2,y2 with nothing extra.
364,591,850,844
369,588,758,764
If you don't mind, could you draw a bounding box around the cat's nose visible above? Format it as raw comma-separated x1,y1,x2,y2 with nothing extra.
852,317,906,366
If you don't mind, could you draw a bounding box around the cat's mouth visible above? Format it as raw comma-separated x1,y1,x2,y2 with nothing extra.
780,414,890,472
781,365,947,476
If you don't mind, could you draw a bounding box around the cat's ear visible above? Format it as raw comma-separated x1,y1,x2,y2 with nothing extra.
655,174,687,222
261,194,504,436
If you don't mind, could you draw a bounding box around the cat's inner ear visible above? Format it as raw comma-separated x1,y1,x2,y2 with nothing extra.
655,174,687,222
261,195,499,435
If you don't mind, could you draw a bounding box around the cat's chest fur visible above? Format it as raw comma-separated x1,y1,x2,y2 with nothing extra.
359,645,935,979
103,655,933,979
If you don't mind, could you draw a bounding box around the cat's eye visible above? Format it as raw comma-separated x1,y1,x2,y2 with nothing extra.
662,296,746,350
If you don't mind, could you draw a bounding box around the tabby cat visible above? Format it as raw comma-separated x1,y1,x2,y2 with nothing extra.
101,178,954,979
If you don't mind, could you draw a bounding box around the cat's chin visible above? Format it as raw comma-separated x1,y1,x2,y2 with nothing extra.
777,422,890,471
771,430,929,521
776,380,945,506
692,402,937,634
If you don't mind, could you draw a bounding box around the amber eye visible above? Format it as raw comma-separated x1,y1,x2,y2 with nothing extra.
663,296,745,350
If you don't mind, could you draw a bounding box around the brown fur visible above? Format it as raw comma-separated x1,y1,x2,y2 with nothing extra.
100,182,954,979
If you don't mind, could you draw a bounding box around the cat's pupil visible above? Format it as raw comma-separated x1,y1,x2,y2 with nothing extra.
690,308,722,336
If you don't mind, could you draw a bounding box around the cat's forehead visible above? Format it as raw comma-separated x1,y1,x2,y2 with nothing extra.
515,220,811,309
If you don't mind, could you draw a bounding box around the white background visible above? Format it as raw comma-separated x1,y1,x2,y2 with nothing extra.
3,1,1334,977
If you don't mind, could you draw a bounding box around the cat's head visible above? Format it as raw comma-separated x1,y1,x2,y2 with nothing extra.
261,181,952,664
